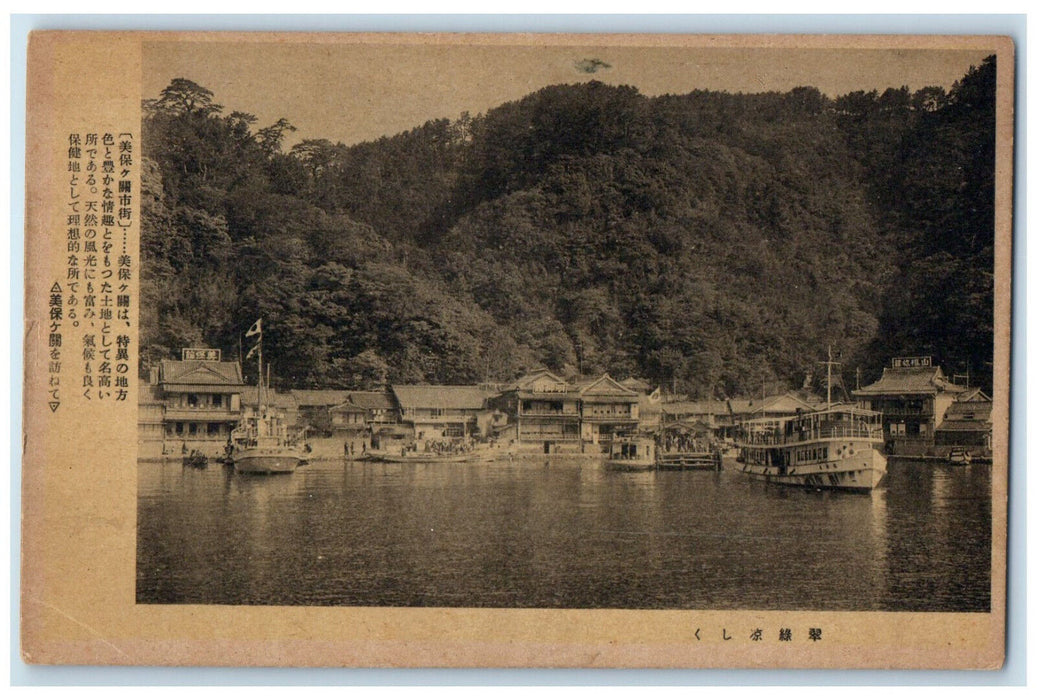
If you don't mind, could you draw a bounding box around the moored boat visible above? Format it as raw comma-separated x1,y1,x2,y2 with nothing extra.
604,435,656,471
368,446,494,464
230,319,302,475
735,404,886,493
947,448,972,466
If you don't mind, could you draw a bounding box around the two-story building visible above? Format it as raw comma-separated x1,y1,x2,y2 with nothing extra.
933,388,993,459
853,357,966,456
290,389,352,436
156,350,246,456
576,374,641,453
491,369,583,453
392,385,493,442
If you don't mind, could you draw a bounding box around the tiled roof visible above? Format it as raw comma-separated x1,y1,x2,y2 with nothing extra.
159,359,243,386
957,388,993,403
749,393,819,414
945,402,992,420
393,385,491,410
576,374,639,397
240,387,298,408
329,402,367,414
662,401,712,415
510,369,569,391
344,391,396,411
290,390,352,407
854,367,965,396
620,377,652,392
935,419,992,432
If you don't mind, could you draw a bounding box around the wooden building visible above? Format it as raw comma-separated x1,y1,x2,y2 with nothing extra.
853,357,966,456
155,351,246,456
491,370,583,453
575,374,641,453
392,384,494,441
933,388,993,458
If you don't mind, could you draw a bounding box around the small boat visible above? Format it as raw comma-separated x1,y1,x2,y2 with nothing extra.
947,448,972,465
231,320,302,475
604,436,656,471
368,448,490,464
182,450,208,469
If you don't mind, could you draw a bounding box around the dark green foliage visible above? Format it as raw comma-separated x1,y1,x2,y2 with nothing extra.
140,59,996,394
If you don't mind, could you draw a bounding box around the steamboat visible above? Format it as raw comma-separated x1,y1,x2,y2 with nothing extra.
735,350,886,493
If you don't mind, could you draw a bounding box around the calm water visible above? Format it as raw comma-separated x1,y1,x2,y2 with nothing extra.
137,457,990,611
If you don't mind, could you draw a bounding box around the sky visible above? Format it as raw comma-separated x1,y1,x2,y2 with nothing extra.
142,38,996,147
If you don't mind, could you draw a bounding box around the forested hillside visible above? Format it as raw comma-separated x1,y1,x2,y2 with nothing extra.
140,56,996,395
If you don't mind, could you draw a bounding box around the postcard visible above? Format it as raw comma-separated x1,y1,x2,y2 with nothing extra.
21,31,1012,667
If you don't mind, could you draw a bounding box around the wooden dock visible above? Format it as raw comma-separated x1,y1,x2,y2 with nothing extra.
655,452,722,471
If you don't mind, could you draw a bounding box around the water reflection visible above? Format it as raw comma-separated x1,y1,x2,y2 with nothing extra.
137,456,990,611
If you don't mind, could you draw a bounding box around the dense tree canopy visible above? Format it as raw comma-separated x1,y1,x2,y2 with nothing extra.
140,57,997,394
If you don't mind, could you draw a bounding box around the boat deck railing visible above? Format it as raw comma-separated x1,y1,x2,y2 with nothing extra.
740,425,882,445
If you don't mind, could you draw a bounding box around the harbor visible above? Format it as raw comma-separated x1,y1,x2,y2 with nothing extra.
139,349,992,486
137,454,991,610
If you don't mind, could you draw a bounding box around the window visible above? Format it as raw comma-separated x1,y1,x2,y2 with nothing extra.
208,423,220,436
212,394,222,408
175,422,184,436
187,394,198,407
188,423,198,436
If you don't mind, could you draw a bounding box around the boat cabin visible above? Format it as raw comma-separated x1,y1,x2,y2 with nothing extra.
738,406,883,446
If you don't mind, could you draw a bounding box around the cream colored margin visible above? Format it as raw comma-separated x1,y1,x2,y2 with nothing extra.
21,31,1013,668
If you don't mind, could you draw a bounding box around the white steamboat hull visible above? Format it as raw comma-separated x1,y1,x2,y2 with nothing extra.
233,447,302,474
740,449,886,493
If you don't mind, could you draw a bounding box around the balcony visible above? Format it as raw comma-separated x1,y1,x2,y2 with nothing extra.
164,407,239,422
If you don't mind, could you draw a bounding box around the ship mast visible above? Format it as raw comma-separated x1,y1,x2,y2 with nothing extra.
819,345,842,409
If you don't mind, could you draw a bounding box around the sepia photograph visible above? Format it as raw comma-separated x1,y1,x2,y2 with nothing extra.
134,38,1000,612
20,30,1012,668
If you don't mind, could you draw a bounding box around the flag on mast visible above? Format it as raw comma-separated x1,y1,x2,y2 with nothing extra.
245,342,259,360
245,319,262,338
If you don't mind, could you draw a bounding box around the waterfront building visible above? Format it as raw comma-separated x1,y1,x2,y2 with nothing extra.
933,388,993,458
576,374,641,453
491,369,583,453
138,383,166,459
392,384,494,441
343,390,399,429
290,389,353,435
328,400,369,437
710,393,818,438
853,356,966,456
155,350,246,456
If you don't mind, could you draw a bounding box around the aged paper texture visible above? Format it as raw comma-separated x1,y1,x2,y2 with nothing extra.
22,31,1012,668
